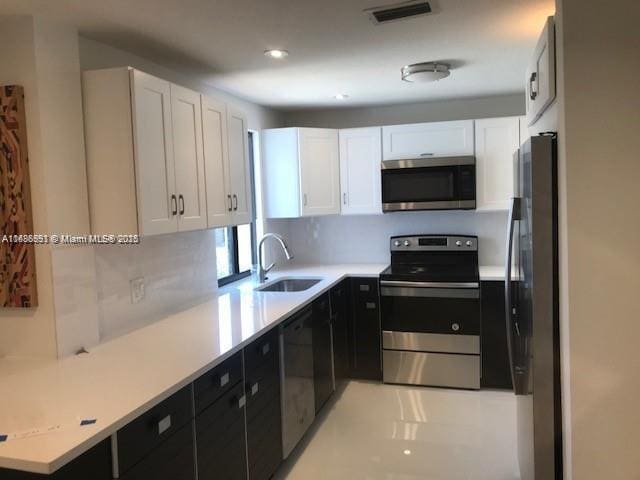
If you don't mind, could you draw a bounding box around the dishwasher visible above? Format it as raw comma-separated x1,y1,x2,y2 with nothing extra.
280,305,315,458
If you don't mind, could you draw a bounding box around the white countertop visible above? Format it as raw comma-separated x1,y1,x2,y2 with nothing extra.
0,264,385,474
479,265,518,281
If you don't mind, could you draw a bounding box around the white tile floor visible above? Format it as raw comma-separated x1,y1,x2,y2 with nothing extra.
275,381,520,480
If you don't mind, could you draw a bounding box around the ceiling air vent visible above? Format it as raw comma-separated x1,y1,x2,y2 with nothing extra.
366,1,433,25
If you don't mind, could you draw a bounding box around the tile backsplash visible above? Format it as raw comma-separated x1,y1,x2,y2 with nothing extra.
52,230,218,356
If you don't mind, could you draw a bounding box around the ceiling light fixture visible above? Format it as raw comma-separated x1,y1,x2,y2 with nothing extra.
264,49,289,59
401,62,450,82
334,94,349,100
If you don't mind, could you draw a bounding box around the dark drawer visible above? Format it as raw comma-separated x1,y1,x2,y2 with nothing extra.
119,423,195,480
117,385,193,475
193,351,243,414
351,278,379,300
196,382,247,480
244,328,279,377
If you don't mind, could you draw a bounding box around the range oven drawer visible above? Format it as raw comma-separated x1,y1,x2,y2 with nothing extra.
383,350,480,390
383,330,479,355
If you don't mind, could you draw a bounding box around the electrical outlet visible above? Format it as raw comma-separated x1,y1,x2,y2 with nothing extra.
130,277,145,303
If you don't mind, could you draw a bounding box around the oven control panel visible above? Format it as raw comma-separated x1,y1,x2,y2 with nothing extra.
390,235,477,251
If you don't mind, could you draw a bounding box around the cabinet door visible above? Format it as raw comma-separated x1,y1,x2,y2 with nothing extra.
330,280,351,383
299,128,340,216
339,127,382,215
480,281,513,390
227,108,253,225
526,17,556,125
201,95,232,227
131,70,178,235
382,120,474,160
350,278,382,381
171,84,207,231
475,117,520,211
312,293,334,414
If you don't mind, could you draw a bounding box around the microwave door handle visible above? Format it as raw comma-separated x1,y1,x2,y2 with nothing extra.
505,197,523,394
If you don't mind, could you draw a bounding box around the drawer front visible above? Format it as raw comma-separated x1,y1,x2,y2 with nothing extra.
383,350,480,390
382,330,480,355
119,423,195,480
196,383,247,480
351,277,379,301
244,328,279,378
117,385,193,474
194,351,243,414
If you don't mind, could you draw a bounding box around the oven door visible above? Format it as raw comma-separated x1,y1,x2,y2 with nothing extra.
380,281,480,337
381,157,475,211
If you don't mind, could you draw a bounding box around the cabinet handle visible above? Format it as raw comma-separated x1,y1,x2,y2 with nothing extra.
366,302,376,310
343,192,347,205
261,343,270,356
171,194,177,216
420,152,434,156
303,193,308,206
232,194,238,211
178,194,185,215
227,194,232,212
251,382,259,396
237,394,246,409
219,372,229,387
529,72,538,100
158,415,172,435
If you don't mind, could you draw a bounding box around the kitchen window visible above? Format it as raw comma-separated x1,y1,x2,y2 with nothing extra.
216,131,257,286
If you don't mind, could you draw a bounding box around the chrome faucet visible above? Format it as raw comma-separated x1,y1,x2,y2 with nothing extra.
257,233,293,283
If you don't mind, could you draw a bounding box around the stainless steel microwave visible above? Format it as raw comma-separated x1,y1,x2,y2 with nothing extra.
381,156,476,212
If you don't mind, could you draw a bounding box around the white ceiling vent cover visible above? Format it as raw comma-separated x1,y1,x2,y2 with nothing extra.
365,1,433,25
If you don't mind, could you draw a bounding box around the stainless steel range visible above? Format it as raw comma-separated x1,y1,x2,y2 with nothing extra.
380,235,480,389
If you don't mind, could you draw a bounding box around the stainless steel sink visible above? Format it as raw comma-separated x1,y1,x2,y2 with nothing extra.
256,278,322,292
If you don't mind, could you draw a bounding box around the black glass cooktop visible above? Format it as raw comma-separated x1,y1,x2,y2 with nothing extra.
380,262,479,283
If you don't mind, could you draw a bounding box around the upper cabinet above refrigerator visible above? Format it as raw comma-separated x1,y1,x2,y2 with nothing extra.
525,16,556,126
262,127,340,218
381,120,474,160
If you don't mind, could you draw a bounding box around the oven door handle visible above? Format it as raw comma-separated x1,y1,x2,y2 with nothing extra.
380,285,479,299
379,280,479,289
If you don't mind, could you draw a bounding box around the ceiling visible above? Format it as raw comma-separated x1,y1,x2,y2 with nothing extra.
1,0,555,109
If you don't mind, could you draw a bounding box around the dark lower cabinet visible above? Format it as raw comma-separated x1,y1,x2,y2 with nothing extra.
312,293,334,414
195,382,247,480
244,328,282,480
330,280,351,383
480,281,513,390
349,277,382,381
119,423,194,480
0,439,112,480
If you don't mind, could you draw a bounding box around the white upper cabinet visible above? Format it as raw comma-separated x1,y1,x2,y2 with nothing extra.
227,108,253,225
339,127,382,215
130,70,178,235
474,116,521,211
262,128,340,218
382,120,474,160
201,95,232,228
525,16,556,126
170,84,207,231
83,67,253,235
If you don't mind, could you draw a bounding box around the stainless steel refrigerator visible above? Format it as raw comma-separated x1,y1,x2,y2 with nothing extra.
505,134,563,480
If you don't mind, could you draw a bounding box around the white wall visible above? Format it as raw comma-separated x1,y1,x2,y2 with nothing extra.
283,93,524,128
268,211,506,267
556,0,640,478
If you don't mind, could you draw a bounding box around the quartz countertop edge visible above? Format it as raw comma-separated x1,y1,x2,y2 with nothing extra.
479,265,516,281
0,264,385,474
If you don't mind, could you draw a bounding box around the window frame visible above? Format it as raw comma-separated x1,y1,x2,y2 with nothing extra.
217,131,258,287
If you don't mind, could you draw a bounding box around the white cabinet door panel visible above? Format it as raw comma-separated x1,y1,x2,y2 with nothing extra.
171,84,207,231
382,120,474,160
299,129,340,216
202,95,232,227
339,127,382,215
131,70,177,235
227,108,252,225
525,17,556,125
475,117,520,211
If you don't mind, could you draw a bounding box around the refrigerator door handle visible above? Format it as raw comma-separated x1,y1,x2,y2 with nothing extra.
505,196,523,394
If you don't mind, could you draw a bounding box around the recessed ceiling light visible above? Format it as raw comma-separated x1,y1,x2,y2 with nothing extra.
334,94,349,100
403,449,412,456
264,49,289,59
401,62,450,82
